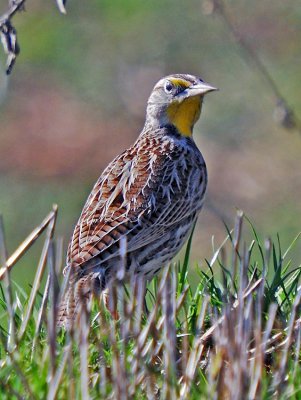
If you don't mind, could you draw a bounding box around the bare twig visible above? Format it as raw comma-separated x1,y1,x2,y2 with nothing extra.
56,0,67,15
31,274,50,358
0,215,16,351
0,206,57,280
18,205,58,340
47,239,60,382
0,0,24,74
204,0,301,133
0,0,66,74
47,344,72,400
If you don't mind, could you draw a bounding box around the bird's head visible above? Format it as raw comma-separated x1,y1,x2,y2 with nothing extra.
146,74,217,137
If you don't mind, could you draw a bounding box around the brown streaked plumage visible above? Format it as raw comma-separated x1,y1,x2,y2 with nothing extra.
57,74,217,327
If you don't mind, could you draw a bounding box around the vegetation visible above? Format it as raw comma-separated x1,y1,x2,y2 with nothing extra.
0,209,300,399
0,1,301,290
0,1,300,398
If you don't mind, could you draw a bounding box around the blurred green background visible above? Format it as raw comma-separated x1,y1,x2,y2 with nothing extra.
0,0,300,287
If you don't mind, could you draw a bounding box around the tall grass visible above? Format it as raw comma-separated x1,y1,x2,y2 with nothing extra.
0,208,300,399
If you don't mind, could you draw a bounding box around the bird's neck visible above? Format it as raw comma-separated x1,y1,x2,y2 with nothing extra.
166,96,202,137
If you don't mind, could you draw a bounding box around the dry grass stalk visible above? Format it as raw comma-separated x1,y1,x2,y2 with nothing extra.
0,209,300,398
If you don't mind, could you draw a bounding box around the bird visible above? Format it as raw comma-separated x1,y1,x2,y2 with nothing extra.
57,73,217,328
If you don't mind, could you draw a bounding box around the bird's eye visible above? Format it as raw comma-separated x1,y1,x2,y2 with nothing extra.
164,81,173,94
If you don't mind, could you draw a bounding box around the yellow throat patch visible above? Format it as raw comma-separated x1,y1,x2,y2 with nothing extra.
167,96,202,137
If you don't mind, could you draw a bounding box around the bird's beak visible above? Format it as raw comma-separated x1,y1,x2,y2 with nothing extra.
186,81,218,96
175,81,218,102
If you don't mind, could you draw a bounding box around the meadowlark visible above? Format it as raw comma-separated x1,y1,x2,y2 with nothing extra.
57,73,217,327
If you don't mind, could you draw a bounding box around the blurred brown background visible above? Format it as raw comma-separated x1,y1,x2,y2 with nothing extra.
0,0,300,286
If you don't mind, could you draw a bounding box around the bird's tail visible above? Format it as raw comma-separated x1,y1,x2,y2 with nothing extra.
56,272,100,329
56,285,79,329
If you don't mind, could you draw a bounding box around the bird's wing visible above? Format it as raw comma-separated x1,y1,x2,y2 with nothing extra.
66,137,205,272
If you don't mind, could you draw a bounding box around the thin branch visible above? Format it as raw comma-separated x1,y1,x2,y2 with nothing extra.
0,206,58,280
0,0,25,74
18,205,58,341
205,0,301,133
0,0,66,74
0,0,26,27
